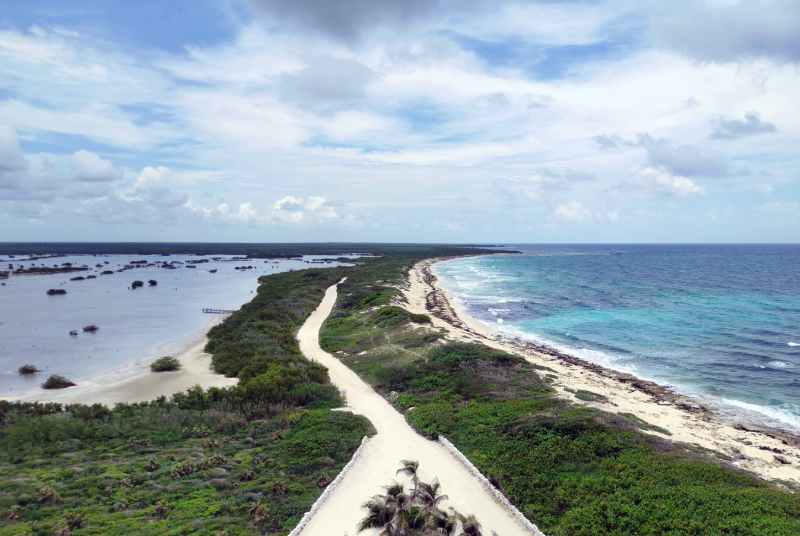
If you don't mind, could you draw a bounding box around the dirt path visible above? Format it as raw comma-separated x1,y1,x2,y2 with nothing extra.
295,280,541,536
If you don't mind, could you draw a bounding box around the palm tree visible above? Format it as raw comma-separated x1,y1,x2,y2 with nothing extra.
358,496,396,535
457,514,483,536
415,479,449,513
358,462,485,536
428,508,458,535
396,459,420,490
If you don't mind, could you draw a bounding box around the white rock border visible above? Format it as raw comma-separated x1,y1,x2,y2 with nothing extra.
288,435,370,536
439,436,546,536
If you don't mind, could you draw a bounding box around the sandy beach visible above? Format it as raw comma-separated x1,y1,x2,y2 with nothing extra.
401,258,800,486
295,280,543,536
6,316,237,406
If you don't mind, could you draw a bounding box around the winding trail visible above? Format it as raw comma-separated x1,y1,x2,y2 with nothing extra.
295,280,541,536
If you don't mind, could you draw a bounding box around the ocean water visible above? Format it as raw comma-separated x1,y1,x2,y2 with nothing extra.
435,245,800,431
0,254,349,398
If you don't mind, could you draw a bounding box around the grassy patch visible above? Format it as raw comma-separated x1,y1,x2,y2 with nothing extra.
571,389,609,403
0,402,371,535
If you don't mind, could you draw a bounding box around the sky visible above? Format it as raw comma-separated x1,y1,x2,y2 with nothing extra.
0,0,798,243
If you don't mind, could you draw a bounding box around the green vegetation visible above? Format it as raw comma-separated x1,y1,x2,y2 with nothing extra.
0,400,370,535
41,375,75,390
1,265,375,535
358,460,483,536
5,245,799,535
150,356,180,373
321,254,800,536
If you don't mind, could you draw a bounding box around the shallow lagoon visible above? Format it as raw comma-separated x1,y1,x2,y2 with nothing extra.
0,253,341,397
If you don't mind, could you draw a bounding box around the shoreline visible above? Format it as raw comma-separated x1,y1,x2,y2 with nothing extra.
403,257,800,485
4,315,237,406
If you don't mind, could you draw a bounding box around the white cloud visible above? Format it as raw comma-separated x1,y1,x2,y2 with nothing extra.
711,112,778,140
272,195,338,223
638,134,727,178
0,127,28,189
71,150,122,182
650,0,800,63
640,166,703,197
553,200,591,223
1,3,799,241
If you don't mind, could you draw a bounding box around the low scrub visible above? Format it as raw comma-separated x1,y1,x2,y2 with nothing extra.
17,364,39,375
150,356,181,372
41,375,76,389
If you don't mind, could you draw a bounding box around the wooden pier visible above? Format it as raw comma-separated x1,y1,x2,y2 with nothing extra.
202,308,236,314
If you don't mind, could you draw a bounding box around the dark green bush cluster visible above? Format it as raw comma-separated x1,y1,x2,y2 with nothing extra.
17,364,39,375
150,356,180,372
41,375,75,390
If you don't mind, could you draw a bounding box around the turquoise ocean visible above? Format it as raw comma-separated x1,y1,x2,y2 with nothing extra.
436,245,800,431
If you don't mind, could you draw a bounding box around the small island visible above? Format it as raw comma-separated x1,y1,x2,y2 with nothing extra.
17,364,40,375
41,374,76,389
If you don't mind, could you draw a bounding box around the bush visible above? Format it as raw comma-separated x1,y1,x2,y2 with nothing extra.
18,364,39,375
151,356,181,372
42,375,76,389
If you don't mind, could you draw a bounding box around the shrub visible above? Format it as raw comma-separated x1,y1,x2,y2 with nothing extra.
42,375,76,389
18,364,39,375
150,356,181,372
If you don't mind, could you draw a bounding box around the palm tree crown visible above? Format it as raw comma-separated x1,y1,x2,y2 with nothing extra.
358,461,484,536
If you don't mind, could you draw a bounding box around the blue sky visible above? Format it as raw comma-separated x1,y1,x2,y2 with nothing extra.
0,0,798,242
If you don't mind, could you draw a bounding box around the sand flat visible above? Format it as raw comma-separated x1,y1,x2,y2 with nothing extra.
8,318,236,406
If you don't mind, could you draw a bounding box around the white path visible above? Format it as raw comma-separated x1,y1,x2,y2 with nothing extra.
295,281,539,536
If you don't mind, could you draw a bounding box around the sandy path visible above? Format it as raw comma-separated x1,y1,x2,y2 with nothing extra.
296,281,540,536
403,258,800,485
8,321,237,406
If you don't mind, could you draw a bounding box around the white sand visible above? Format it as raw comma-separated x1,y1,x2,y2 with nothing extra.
403,258,800,486
8,317,237,406
295,280,540,536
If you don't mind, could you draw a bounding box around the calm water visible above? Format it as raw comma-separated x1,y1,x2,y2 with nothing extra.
0,254,347,397
436,245,800,431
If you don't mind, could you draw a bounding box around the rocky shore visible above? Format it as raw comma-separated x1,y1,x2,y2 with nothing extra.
404,258,800,484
